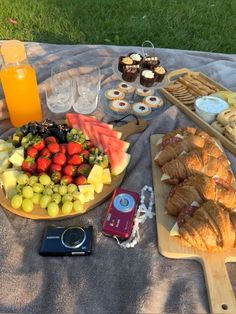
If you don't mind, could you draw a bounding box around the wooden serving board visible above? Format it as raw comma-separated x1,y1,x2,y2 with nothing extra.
150,134,236,314
160,68,236,156
0,119,148,220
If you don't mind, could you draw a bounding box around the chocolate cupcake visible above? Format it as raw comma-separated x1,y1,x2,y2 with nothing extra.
142,55,160,69
153,66,167,82
118,56,133,72
122,64,140,82
140,69,155,87
128,52,143,65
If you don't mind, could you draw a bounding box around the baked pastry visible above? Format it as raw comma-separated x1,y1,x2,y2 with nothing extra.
153,66,166,82
116,82,135,94
128,52,143,65
118,56,133,72
224,123,236,143
165,174,236,216
178,201,236,251
105,89,125,100
140,69,155,87
142,55,160,69
161,147,232,185
135,88,154,97
132,102,151,116
211,120,224,134
217,108,236,126
109,99,130,114
122,65,140,82
143,95,163,108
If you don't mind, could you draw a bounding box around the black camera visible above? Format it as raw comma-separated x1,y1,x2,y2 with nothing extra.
39,225,93,256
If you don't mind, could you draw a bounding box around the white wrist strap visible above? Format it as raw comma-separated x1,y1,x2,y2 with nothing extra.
114,185,155,249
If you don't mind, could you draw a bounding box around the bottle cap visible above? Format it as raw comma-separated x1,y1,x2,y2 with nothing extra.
1,40,27,64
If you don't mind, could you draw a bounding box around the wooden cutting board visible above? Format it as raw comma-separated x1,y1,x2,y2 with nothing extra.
150,134,236,314
0,119,147,220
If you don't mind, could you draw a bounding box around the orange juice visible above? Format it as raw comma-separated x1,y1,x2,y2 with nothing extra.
0,40,42,127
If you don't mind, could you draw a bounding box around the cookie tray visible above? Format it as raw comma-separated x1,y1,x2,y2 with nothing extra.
159,68,236,155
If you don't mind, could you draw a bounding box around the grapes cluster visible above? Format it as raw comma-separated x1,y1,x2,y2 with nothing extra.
11,174,84,217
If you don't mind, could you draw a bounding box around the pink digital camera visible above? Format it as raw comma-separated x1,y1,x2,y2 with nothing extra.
102,188,140,240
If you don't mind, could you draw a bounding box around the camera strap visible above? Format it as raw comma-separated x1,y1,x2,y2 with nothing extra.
114,185,155,249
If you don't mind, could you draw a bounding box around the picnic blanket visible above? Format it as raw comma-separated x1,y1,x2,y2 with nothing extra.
0,42,236,314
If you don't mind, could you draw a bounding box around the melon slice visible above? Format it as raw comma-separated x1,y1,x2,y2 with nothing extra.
106,146,130,176
77,114,113,129
100,134,129,152
66,113,81,129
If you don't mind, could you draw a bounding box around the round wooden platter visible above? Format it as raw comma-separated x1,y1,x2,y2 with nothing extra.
0,119,148,220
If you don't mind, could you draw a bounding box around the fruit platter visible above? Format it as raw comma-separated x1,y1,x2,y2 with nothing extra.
0,113,147,219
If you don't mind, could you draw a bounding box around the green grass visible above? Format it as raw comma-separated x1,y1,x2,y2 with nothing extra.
0,0,235,53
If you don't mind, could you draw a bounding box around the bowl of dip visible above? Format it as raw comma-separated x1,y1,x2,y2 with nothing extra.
195,96,229,123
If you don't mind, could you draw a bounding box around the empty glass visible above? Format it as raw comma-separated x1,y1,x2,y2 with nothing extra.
73,66,101,114
46,65,76,113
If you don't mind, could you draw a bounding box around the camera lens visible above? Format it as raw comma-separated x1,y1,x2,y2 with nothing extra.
61,227,86,249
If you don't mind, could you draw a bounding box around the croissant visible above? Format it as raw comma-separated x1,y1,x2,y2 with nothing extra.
161,147,233,185
178,201,236,251
166,175,236,216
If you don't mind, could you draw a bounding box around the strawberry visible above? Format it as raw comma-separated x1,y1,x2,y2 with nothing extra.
74,176,87,185
67,142,82,156
40,148,51,158
36,156,51,173
51,171,62,183
63,165,77,177
27,147,38,158
68,154,83,166
53,152,66,166
77,164,91,177
45,136,57,145
47,142,60,154
80,150,90,161
61,175,73,185
21,157,37,174
33,137,45,151
50,163,62,173
60,144,67,154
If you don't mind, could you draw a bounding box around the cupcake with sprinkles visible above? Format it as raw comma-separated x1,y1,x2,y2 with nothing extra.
109,99,130,114
143,95,164,109
105,89,125,100
116,81,135,94
132,102,151,116
122,64,140,82
142,55,160,69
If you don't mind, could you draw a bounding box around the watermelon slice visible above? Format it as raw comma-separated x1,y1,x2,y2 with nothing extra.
106,145,130,176
77,114,113,130
100,134,130,152
66,113,81,129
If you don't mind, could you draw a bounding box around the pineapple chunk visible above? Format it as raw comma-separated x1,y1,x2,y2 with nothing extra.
79,184,94,194
2,169,22,198
93,182,103,194
9,150,24,167
102,168,111,184
87,165,103,184
0,158,10,173
0,142,14,152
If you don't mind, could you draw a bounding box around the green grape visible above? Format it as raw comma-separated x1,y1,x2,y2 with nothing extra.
8,188,18,200
59,185,67,196
62,201,73,215
33,183,44,193
39,195,51,209
17,174,29,185
53,184,60,193
72,191,81,200
67,184,78,194
62,193,73,203
31,193,41,205
39,174,51,186
73,200,84,213
22,199,33,212
43,187,53,196
22,186,34,199
51,193,61,204
47,202,59,217
11,194,23,209
29,176,38,186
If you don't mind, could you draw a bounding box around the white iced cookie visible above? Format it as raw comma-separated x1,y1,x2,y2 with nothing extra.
135,88,154,97
109,100,130,113
116,82,135,94
144,95,164,108
105,89,125,100
132,102,151,116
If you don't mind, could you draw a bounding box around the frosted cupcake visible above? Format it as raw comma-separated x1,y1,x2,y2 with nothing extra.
116,82,135,94
128,52,143,65
140,69,156,87
118,56,133,72
132,102,151,116
105,89,125,100
122,64,140,82
153,66,167,82
142,55,160,69
143,95,164,108
109,99,130,114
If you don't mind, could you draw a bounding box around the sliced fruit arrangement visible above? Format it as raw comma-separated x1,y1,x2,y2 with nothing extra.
0,115,130,218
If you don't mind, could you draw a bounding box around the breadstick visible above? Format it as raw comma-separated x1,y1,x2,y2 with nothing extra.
177,77,207,96
183,76,213,94
192,74,220,92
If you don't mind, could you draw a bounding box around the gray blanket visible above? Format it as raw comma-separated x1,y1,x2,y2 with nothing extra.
0,43,236,314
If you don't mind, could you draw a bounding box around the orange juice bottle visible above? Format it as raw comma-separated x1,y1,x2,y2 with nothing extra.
0,40,42,127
